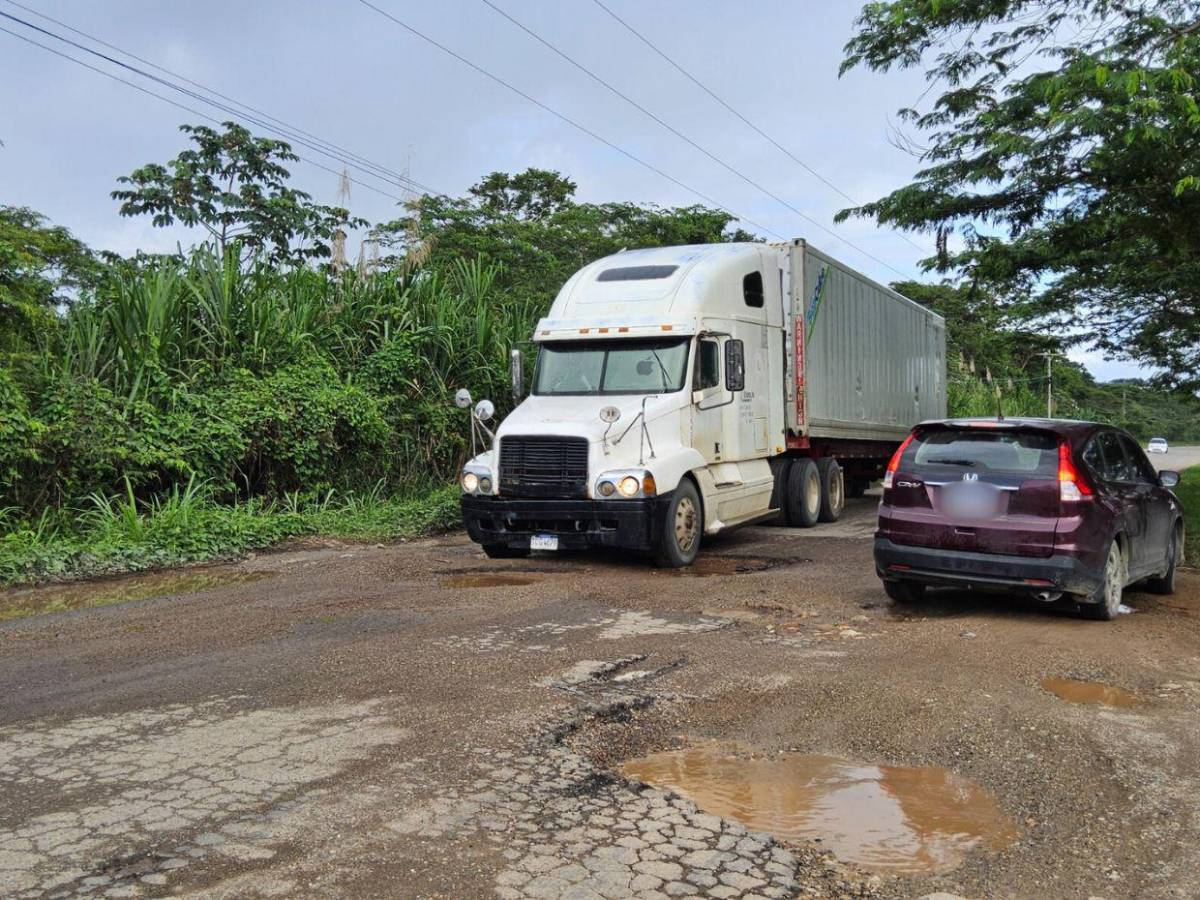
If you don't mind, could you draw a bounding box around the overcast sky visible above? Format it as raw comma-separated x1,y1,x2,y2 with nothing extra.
0,0,1146,380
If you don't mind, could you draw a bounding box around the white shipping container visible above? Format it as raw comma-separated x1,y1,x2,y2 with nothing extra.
781,240,946,441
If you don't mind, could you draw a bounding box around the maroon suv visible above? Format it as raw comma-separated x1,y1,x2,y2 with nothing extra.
874,418,1184,619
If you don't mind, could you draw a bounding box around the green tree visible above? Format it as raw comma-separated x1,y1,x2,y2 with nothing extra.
374,167,757,311
0,206,97,354
840,1,1200,383
112,122,364,266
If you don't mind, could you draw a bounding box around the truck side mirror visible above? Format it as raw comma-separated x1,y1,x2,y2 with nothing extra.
725,339,745,392
510,349,524,402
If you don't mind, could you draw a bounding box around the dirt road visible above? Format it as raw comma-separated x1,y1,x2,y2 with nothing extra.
3,487,1199,900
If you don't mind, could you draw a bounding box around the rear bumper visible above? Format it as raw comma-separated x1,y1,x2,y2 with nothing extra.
461,494,670,552
873,537,1101,597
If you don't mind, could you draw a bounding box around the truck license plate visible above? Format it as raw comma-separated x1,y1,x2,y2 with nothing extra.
531,534,559,551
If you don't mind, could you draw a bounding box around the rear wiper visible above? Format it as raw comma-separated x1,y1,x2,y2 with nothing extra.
926,458,978,467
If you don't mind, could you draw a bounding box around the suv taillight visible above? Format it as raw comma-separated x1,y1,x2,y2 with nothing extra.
883,434,915,490
1058,441,1093,502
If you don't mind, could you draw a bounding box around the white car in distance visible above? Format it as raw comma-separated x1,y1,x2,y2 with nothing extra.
1148,437,1169,454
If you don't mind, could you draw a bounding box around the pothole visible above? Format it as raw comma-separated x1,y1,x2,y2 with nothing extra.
1041,676,1139,708
0,570,277,622
621,740,1017,875
660,555,808,577
440,574,541,588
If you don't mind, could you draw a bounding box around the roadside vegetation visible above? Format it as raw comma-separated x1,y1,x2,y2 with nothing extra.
0,125,752,586
1173,468,1200,568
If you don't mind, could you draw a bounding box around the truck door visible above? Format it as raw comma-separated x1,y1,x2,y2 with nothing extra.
691,335,727,464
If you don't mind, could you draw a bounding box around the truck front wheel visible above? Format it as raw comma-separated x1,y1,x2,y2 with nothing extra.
654,479,702,568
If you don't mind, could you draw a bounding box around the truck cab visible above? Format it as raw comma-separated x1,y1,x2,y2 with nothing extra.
459,241,945,566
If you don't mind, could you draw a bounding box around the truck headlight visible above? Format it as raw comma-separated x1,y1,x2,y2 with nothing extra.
595,470,656,499
461,471,479,493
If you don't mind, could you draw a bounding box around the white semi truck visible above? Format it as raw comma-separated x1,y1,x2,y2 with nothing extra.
458,239,946,567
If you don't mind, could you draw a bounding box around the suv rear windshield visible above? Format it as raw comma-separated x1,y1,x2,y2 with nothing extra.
902,428,1059,477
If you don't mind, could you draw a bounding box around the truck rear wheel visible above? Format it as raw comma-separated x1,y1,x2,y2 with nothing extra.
654,479,702,568
816,458,844,523
786,459,821,528
768,458,794,525
846,476,869,499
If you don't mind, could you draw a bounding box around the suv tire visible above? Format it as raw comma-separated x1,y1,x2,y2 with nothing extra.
884,580,924,604
1081,540,1125,620
1145,523,1182,595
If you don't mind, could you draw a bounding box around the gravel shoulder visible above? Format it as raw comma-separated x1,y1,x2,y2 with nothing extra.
2,492,1199,900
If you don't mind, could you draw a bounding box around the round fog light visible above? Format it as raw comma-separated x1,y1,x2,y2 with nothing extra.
461,472,479,493
478,476,492,493
618,475,640,497
598,480,616,497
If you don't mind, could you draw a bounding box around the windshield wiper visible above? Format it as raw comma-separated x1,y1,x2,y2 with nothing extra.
926,458,978,467
649,349,672,390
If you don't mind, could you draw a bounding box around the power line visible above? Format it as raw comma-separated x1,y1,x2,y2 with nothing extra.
4,0,426,197
0,7,443,199
589,0,928,257
0,24,410,206
478,0,907,277
354,0,783,241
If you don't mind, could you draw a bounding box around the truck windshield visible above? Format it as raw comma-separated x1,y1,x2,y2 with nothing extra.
533,338,690,395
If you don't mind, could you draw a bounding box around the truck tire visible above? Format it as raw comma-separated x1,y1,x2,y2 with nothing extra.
768,458,794,525
816,457,844,523
483,544,530,559
846,476,869,499
654,479,702,568
786,459,821,528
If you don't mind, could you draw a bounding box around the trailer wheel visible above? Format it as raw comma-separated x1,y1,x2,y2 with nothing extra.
786,459,821,528
768,458,793,525
846,476,869,499
654,479,702,568
816,458,844,523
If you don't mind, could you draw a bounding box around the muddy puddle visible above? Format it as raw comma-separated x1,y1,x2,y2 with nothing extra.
440,574,540,588
1041,676,1138,708
621,741,1017,874
659,555,806,577
0,569,276,622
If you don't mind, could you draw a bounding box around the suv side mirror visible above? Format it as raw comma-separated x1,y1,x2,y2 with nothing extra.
1159,470,1180,488
510,349,524,402
725,339,745,392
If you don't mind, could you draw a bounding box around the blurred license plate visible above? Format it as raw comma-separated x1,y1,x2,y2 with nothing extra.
531,534,558,551
945,484,998,519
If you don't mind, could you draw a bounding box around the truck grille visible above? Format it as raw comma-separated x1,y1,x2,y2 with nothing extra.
499,436,589,498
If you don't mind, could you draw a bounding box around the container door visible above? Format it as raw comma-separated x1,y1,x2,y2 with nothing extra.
883,426,1061,557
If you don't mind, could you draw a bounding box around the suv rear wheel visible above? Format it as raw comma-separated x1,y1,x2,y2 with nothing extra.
884,580,925,604
1081,540,1125,620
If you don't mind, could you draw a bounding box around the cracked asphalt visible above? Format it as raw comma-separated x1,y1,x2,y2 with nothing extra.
3,486,1200,899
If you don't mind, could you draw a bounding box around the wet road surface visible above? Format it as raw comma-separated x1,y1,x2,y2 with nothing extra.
3,481,1200,899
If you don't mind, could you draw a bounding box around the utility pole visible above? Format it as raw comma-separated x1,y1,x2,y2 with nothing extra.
1038,351,1062,418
